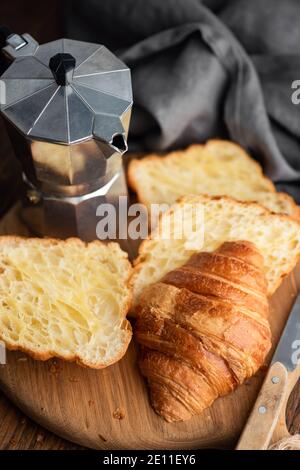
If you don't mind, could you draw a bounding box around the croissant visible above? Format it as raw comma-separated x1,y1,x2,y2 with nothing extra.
135,241,272,422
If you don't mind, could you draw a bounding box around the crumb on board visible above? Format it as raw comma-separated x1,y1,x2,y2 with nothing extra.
112,407,125,420
68,376,79,383
36,433,44,443
48,359,60,375
17,357,28,362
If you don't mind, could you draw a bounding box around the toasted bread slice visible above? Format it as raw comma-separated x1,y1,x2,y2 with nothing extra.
131,195,300,311
128,140,299,219
0,237,132,368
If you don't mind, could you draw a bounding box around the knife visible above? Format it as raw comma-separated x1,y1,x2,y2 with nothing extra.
236,294,300,450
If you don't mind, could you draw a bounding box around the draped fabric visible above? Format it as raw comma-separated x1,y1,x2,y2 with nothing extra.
66,0,300,200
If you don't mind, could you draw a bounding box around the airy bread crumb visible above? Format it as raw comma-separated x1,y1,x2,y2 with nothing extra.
131,195,300,312
128,140,299,219
0,237,132,368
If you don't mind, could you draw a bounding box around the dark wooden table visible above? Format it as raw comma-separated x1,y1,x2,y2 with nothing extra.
0,392,84,450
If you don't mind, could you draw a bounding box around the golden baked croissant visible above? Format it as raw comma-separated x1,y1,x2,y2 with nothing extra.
135,241,272,422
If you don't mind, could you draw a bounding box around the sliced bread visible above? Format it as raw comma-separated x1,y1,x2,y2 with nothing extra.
131,195,300,310
0,237,132,368
128,140,299,219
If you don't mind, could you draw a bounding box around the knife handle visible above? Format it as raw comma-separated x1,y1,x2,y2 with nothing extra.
236,362,290,450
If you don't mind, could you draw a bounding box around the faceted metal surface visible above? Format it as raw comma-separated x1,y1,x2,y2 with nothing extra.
3,84,57,135
0,33,132,240
2,78,54,106
74,69,132,102
29,139,118,189
0,37,132,146
1,55,53,79
35,39,100,70
21,169,129,242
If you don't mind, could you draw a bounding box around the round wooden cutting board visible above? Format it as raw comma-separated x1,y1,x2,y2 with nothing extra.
0,205,299,449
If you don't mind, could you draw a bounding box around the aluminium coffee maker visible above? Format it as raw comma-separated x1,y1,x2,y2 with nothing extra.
0,30,133,241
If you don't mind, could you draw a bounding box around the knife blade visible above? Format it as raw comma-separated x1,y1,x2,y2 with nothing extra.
271,295,300,372
236,294,300,450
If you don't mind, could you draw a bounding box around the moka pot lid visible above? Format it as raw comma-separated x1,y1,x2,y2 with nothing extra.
0,37,132,147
